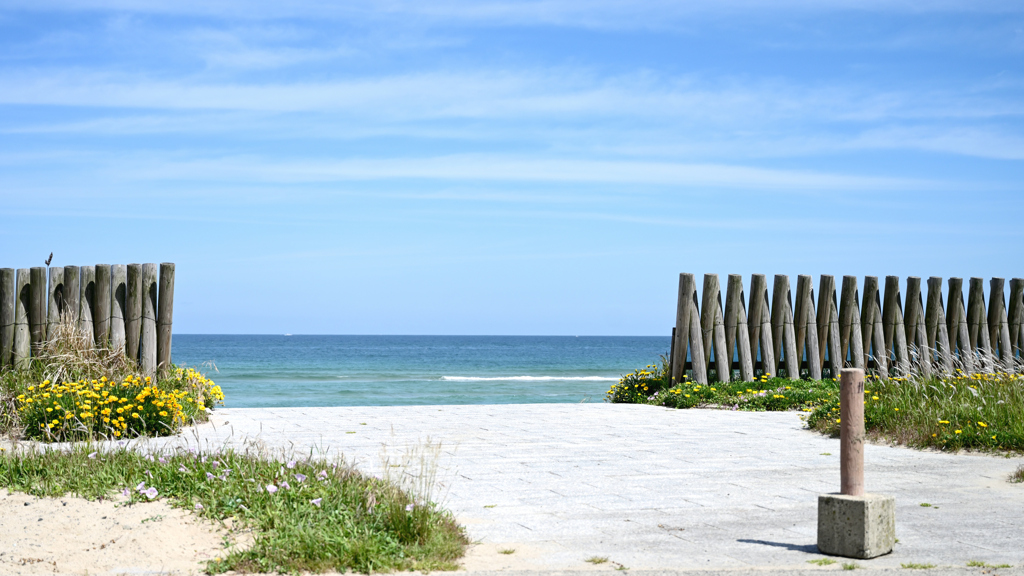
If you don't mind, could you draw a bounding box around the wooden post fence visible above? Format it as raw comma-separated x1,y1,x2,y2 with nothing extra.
0,262,176,377
670,273,1022,382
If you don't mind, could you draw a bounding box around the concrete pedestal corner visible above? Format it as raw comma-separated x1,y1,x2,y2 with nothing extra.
817,493,895,559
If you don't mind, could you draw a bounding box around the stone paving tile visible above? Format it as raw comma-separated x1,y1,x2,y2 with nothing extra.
148,403,1024,571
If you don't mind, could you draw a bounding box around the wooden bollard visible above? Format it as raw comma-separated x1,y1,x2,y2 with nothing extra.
63,266,80,324
840,368,865,496
125,264,143,363
29,267,47,355
139,263,158,376
13,269,31,369
818,366,894,559
0,268,14,366
46,266,64,341
110,265,127,354
79,265,96,347
94,264,111,347
156,263,175,377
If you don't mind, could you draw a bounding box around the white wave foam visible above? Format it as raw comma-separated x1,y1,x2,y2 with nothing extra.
440,375,618,382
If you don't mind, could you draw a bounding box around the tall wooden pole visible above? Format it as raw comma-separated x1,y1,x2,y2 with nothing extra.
925,277,953,373
840,368,866,497
13,269,31,369
1008,279,1023,360
63,266,80,325
904,277,931,378
701,274,729,381
110,264,127,354
839,276,864,369
29,267,47,356
817,275,842,378
94,264,111,347
725,274,754,381
139,263,158,377
78,265,96,347
948,278,975,373
748,273,775,375
46,266,64,341
794,274,821,380
0,268,14,367
125,264,143,363
157,262,175,377
771,275,800,378
882,276,910,377
988,278,1013,372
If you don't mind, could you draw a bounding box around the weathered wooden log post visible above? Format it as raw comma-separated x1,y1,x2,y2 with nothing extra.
29,267,47,356
772,275,800,378
13,269,31,369
63,266,80,325
881,276,910,377
0,268,14,367
839,276,865,370
94,264,111,347
818,367,895,559
748,273,776,376
724,274,754,381
925,277,953,374
46,266,64,341
947,278,975,373
903,277,931,378
79,265,96,347
861,277,888,378
1009,279,1024,360
817,275,842,378
125,264,143,363
157,263,175,377
965,278,991,372
987,278,1013,373
110,264,127,354
139,263,158,376
701,274,729,381
794,274,822,380
672,273,707,385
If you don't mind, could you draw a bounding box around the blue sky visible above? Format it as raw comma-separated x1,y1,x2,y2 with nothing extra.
1,1,1022,335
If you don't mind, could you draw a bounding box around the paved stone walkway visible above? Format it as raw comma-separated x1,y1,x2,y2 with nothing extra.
156,404,1024,572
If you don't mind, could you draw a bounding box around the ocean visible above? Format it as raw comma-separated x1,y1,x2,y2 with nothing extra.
171,335,669,408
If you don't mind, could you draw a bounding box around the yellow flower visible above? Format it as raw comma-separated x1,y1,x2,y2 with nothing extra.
954,430,961,434
977,422,987,428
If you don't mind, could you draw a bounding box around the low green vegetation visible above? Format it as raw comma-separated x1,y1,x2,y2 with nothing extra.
586,556,609,564
1012,465,1024,484
901,563,936,569
967,560,1013,568
807,558,837,566
1,316,221,441
842,562,860,570
609,358,1024,453
0,444,467,573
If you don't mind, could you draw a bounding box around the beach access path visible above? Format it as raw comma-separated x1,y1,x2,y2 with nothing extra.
157,404,1023,573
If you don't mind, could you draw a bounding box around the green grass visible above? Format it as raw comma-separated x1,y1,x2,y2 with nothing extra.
842,562,860,570
901,563,936,569
807,558,837,566
609,356,1024,454
1011,465,1024,483
0,443,467,574
498,548,515,555
586,556,609,564
967,560,1013,568
807,372,1024,452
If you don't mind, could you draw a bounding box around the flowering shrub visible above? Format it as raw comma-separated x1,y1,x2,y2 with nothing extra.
15,367,223,441
606,362,669,403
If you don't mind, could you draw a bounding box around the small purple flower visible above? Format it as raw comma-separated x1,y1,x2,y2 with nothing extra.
266,484,278,494
310,498,322,507
206,472,216,480
158,457,167,464
144,487,158,500
317,470,328,480
121,487,130,498
178,465,189,473
146,455,155,462
88,451,98,459
211,461,219,469
135,481,146,492
280,481,291,490
405,503,415,512
294,473,307,483
195,503,204,510
287,460,296,469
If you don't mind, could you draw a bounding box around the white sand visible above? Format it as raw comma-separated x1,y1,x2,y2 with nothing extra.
0,488,244,576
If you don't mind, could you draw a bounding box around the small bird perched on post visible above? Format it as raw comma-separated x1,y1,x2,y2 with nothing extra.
45,253,53,266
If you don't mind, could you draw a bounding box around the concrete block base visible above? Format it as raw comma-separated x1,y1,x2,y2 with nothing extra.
817,493,895,559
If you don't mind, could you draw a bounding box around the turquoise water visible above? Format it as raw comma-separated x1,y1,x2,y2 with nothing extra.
172,335,669,408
